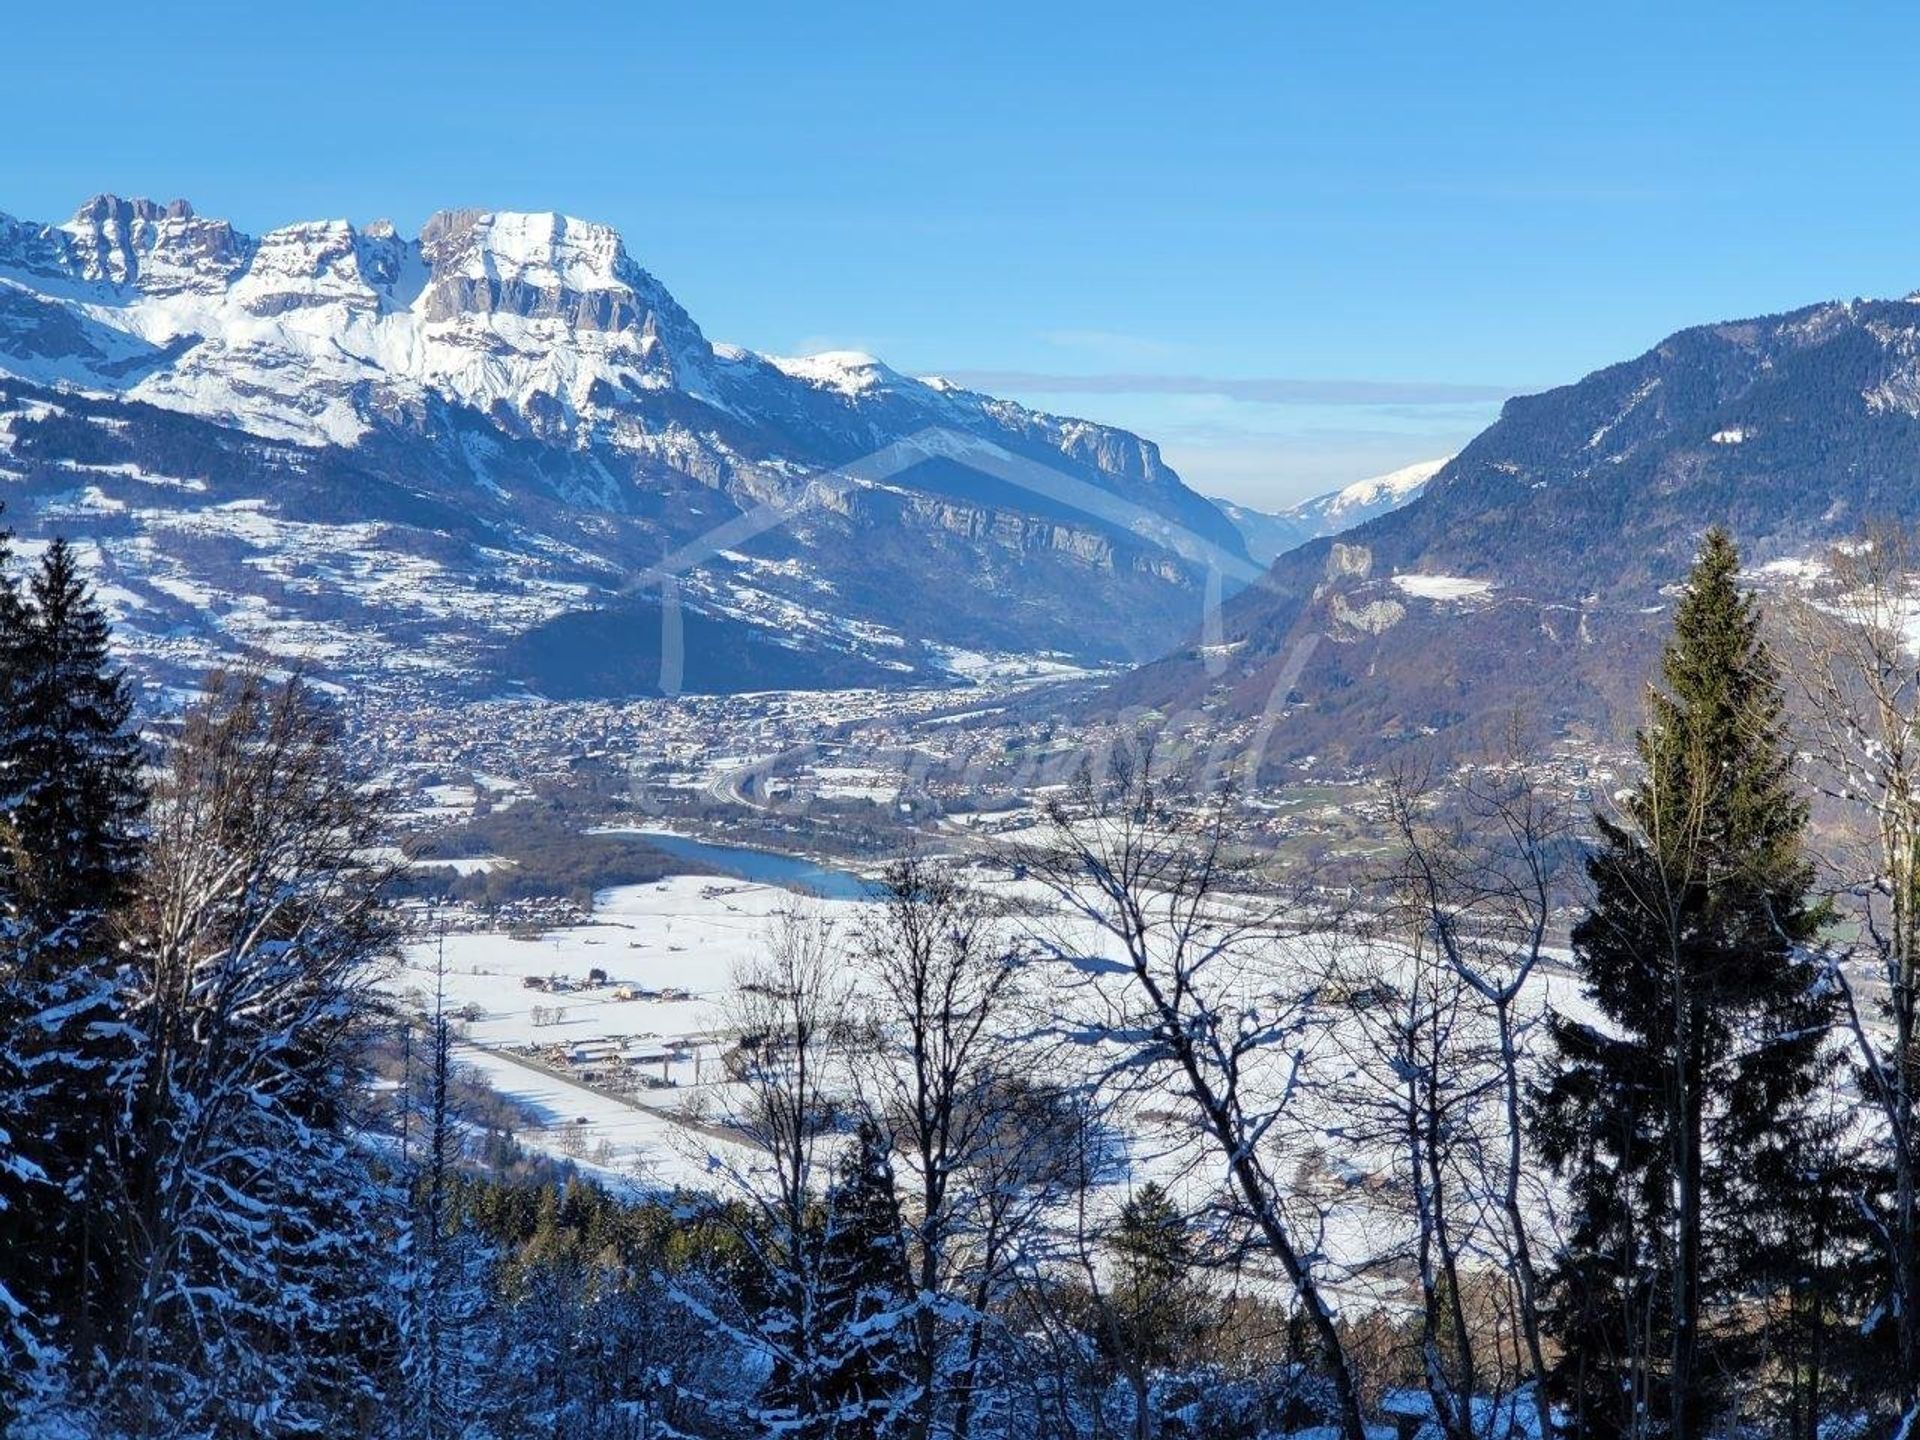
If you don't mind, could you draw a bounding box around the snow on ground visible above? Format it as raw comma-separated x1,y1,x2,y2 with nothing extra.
395,876,868,1187
407,876,816,1040
450,1041,758,1191
1391,573,1495,601
390,860,1607,1310
807,765,900,802
417,855,513,876
1748,551,1920,661
1754,555,1826,582
931,645,1106,683
415,783,479,821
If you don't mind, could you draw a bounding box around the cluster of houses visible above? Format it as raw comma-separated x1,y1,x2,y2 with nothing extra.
519,968,691,1004
526,1033,705,1091
363,688,885,815
507,968,710,1091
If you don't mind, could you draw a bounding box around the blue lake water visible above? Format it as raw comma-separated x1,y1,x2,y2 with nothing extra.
636,831,881,902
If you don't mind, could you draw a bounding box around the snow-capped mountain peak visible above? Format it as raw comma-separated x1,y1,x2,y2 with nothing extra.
55,194,246,294
0,198,731,444
763,349,902,396
0,194,1250,701
422,209,631,296
1214,456,1450,565
1318,456,1448,521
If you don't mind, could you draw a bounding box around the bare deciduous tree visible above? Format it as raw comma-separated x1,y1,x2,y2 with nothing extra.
1380,753,1572,1440
1330,921,1494,1440
716,906,856,1435
1782,526,1920,1417
853,852,1051,1440
1014,751,1372,1440
106,669,397,1436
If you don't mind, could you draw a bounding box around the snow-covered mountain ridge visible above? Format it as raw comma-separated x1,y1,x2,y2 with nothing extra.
1313,456,1447,522
0,199,728,446
1215,457,1447,564
0,195,1247,699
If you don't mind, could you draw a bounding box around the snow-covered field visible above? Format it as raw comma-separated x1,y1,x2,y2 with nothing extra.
394,875,871,1189
393,852,1602,1307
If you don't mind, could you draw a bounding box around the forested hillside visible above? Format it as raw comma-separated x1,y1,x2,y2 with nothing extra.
1113,295,1920,766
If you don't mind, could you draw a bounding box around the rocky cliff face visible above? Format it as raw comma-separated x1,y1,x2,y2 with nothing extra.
0,195,1248,699
55,196,249,293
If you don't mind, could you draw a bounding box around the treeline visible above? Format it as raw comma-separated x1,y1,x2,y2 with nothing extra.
397,805,711,909
337,1162,1335,1440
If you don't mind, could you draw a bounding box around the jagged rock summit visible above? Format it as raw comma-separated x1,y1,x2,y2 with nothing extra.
0,194,1247,699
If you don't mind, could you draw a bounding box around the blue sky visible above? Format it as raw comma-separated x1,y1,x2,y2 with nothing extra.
7,2,1920,505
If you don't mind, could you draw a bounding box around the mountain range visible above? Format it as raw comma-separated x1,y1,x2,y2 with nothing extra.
0,195,1259,700
1113,291,1920,766
16,191,1906,772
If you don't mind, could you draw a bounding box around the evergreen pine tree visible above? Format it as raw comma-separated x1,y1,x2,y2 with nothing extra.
402,935,489,1440
0,514,38,1408
1108,1181,1196,1374
816,1120,912,1440
1533,529,1837,1440
0,535,147,1391
106,672,390,1433
1752,1101,1879,1439
0,536,145,947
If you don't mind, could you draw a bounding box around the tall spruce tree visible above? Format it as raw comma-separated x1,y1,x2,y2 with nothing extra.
0,514,34,1405
1533,529,1837,1440
1,537,146,947
815,1121,912,1440
107,672,392,1433
0,535,147,1393
1108,1182,1196,1374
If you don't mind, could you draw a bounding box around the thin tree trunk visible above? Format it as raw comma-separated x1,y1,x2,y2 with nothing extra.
1671,1004,1704,1440
1495,995,1556,1440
